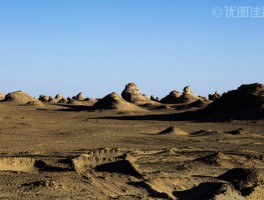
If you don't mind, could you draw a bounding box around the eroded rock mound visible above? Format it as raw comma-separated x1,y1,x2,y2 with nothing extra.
209,92,222,101
189,99,212,108
160,90,182,104
158,126,189,136
49,94,64,103
4,91,37,104
179,86,200,103
39,95,51,102
93,92,145,111
0,92,5,100
25,101,43,107
205,83,264,113
58,98,67,103
73,92,85,101
121,83,149,104
55,94,63,101
161,87,200,104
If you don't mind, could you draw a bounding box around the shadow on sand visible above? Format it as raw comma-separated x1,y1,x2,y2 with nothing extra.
96,108,264,122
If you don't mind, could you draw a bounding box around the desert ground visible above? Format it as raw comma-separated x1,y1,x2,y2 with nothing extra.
0,83,263,200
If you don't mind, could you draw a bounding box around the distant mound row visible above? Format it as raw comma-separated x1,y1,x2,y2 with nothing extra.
1,83,263,118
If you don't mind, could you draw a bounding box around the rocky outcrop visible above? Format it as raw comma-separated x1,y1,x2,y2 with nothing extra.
205,83,264,112
121,83,149,104
209,92,222,101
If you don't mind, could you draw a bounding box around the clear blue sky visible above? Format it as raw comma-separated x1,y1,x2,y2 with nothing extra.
0,0,263,98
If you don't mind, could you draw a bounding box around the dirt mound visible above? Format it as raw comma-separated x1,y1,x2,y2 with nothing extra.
0,157,40,173
39,95,51,102
158,126,189,136
121,82,149,104
73,92,85,101
195,152,234,167
4,91,37,104
150,95,160,102
25,101,44,107
67,99,96,106
177,86,200,103
161,87,200,104
0,92,5,100
48,94,64,103
160,90,182,104
189,99,212,108
93,92,146,111
209,92,222,101
205,83,264,113
55,94,63,100
58,98,67,103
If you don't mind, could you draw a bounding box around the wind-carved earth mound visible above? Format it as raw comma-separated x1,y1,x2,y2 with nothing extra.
161,86,200,104
195,152,235,167
178,86,201,103
49,94,64,103
205,83,264,113
188,99,212,108
72,148,141,177
73,92,85,101
158,126,189,136
209,92,222,101
0,157,41,174
39,95,51,102
121,83,150,104
93,92,146,112
160,90,182,104
4,91,37,104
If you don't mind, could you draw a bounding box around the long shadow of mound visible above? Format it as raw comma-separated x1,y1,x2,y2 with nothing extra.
95,160,141,177
54,104,94,112
173,182,224,200
97,108,264,122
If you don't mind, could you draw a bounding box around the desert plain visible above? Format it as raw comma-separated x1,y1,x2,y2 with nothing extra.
0,83,263,200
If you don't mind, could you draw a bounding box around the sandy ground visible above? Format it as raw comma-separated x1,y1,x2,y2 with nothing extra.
0,102,263,199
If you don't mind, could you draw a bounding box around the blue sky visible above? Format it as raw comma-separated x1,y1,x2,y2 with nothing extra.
0,0,263,98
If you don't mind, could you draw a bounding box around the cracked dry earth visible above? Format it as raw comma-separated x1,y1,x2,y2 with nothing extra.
0,103,264,199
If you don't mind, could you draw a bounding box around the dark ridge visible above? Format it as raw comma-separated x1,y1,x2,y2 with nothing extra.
173,182,224,200
94,160,141,177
